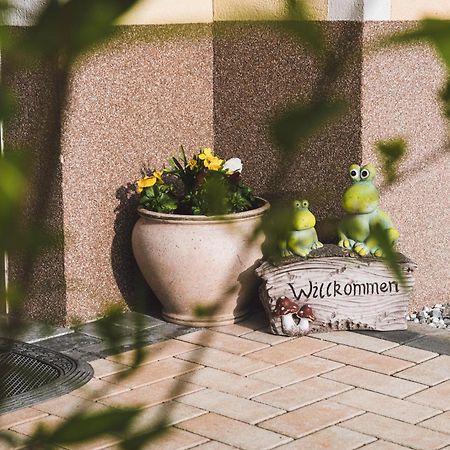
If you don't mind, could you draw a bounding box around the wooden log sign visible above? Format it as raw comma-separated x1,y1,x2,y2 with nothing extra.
256,245,416,336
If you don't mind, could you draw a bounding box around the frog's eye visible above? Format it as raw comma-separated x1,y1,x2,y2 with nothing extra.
360,168,370,179
301,200,309,208
294,201,301,208
361,163,376,181
349,164,360,181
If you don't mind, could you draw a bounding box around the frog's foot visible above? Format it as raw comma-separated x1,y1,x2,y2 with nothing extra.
353,242,369,257
338,238,355,250
388,228,399,244
292,247,311,257
281,248,293,258
314,241,324,249
372,248,384,257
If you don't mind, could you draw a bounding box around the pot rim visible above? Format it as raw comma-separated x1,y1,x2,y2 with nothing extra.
137,196,270,223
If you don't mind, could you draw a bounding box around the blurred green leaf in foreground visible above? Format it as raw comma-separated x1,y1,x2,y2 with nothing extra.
376,138,406,185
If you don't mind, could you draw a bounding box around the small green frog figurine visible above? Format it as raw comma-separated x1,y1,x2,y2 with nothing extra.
281,200,323,257
338,163,399,257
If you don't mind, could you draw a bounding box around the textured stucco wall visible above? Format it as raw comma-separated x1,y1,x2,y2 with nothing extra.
4,25,214,323
60,26,214,322
2,41,67,323
361,23,450,311
213,22,363,225
3,12,450,323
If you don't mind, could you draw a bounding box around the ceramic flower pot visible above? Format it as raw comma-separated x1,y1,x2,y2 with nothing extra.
132,198,269,326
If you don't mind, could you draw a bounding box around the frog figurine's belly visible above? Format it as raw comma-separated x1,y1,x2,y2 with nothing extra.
339,213,372,243
287,228,321,257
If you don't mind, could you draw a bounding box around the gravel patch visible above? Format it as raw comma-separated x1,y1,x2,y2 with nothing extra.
407,304,450,330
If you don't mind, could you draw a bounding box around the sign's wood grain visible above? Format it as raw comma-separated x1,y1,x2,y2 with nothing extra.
256,245,416,336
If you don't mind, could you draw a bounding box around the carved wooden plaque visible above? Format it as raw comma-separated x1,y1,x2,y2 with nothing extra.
256,245,416,336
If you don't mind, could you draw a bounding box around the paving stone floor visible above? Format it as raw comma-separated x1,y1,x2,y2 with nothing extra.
1,311,450,450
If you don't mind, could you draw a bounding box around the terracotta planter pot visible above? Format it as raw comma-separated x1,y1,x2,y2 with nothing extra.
132,198,270,326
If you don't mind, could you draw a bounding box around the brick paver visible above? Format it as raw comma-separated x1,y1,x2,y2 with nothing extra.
246,336,335,364
312,331,399,352
341,412,450,449
0,430,28,450
175,347,273,375
106,339,200,366
88,358,129,378
252,376,353,411
382,345,439,363
177,388,284,424
176,366,277,398
177,329,269,355
322,365,427,398
127,401,207,431
394,355,450,386
248,355,343,386
32,395,107,419
101,357,202,388
361,442,411,450
70,378,130,400
98,378,204,409
419,411,450,434
259,400,364,439
106,427,209,450
2,319,450,450
178,412,291,449
240,330,293,345
10,414,64,436
331,387,441,424
275,425,376,449
193,443,238,450
0,408,47,430
315,344,414,374
406,380,450,411
193,442,239,450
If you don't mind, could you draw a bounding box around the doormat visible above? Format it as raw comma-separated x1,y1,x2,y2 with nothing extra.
0,338,93,414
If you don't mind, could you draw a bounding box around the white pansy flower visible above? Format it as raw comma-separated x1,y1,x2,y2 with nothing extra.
223,157,242,174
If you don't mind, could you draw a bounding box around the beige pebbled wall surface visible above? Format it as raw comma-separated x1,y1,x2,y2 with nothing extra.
4,15,450,323
213,21,363,224
361,22,450,311
60,26,214,322
4,25,214,323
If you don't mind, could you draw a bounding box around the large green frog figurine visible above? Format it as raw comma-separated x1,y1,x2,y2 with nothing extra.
281,200,323,257
338,163,399,257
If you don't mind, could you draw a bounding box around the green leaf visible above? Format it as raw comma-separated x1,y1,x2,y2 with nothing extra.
119,424,167,450
387,19,450,68
372,224,406,286
180,145,188,165
439,77,450,118
376,138,406,184
0,86,18,122
41,409,140,445
21,0,140,64
283,0,325,55
271,100,345,154
257,202,296,262
193,304,217,318
200,173,230,216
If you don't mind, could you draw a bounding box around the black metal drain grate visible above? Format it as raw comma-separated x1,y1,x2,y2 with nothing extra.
0,339,93,414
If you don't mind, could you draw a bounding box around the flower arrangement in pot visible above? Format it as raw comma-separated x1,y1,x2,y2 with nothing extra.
132,147,269,326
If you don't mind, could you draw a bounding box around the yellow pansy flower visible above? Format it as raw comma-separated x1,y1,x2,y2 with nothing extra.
136,176,157,193
206,156,223,171
187,159,197,170
198,148,223,170
153,170,164,182
198,147,214,162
